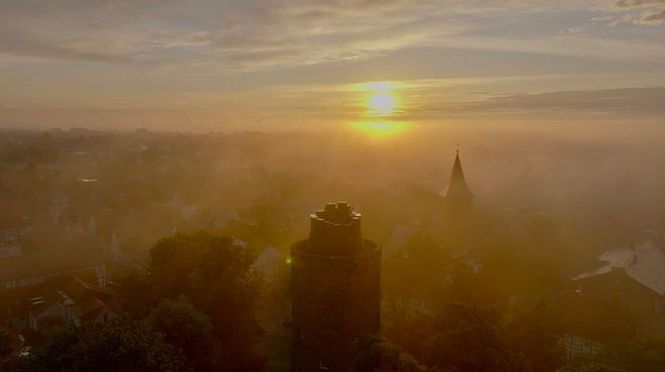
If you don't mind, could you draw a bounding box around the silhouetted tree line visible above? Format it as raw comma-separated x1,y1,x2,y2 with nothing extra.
4,231,665,372
4,231,265,372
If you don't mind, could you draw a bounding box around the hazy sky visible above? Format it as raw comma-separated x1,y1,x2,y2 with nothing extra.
1,0,664,131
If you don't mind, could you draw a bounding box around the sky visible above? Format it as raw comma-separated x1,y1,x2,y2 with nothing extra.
0,0,664,132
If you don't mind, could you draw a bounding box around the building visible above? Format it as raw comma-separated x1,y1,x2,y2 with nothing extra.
443,149,474,209
560,235,665,357
1,272,117,333
0,246,107,290
290,202,381,371
573,238,665,319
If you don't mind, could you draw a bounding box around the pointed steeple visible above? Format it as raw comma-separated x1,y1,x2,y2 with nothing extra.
444,148,473,203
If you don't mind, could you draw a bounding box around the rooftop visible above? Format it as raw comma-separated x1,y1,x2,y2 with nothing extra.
574,239,665,296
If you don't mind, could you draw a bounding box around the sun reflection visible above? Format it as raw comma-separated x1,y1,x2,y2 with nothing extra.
351,121,407,138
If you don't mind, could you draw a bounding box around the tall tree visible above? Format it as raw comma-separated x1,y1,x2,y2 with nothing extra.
506,302,564,372
421,303,514,372
147,298,218,371
120,231,266,371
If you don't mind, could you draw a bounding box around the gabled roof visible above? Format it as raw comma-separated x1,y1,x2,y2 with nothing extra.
0,245,104,283
574,240,665,296
72,297,107,320
444,151,473,202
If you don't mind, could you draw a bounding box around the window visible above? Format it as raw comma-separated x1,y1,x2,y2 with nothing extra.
319,360,329,370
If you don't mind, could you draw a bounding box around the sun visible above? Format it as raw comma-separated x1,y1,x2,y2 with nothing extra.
361,81,401,116
367,92,398,115
348,81,408,138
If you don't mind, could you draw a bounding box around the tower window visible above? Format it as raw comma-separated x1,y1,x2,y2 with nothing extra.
320,359,329,370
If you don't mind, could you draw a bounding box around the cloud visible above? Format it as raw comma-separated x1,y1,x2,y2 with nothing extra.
455,87,665,116
558,26,586,34
0,0,601,69
0,0,662,75
638,8,665,23
615,0,665,7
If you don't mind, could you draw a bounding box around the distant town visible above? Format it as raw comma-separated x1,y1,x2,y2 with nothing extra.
1,128,664,371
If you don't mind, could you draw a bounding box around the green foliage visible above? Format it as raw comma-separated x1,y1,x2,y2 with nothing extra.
6,322,184,372
421,303,514,372
559,338,665,372
506,302,565,372
352,334,430,372
119,231,266,371
147,298,217,371
592,338,665,372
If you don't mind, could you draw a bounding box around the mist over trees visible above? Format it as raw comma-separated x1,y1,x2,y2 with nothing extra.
2,127,665,371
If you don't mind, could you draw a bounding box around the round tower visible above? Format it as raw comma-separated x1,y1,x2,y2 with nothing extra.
291,202,381,371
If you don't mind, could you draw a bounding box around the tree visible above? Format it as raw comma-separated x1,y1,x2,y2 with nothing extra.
558,363,625,372
420,303,514,372
186,234,265,371
352,334,431,372
147,298,218,371
591,338,665,372
7,321,184,372
506,302,564,372
0,331,13,360
120,231,266,371
117,270,154,320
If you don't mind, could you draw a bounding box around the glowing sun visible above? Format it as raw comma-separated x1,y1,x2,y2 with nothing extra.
367,91,398,115
349,81,408,138
363,82,401,116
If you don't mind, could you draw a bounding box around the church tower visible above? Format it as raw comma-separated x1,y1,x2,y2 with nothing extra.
291,202,381,371
444,149,474,209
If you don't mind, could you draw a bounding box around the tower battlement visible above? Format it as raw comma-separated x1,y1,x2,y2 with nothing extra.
308,202,362,255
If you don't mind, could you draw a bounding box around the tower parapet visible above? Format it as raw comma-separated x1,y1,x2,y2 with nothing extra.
308,202,363,255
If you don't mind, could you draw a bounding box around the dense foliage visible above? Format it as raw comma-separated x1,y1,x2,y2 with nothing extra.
5,322,184,372
119,231,266,371
352,334,430,372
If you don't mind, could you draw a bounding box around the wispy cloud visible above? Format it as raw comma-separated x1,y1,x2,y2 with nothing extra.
1,0,662,73
1,0,664,129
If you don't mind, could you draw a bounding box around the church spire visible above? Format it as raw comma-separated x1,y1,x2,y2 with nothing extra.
444,148,473,203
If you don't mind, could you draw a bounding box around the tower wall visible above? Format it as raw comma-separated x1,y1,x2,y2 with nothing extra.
291,202,381,371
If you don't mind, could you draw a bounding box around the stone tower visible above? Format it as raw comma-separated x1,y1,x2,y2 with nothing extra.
291,202,381,371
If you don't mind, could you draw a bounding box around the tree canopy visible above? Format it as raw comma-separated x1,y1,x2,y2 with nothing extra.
118,231,266,371
6,322,184,372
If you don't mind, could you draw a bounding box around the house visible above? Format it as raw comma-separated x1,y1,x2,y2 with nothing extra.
2,272,117,333
0,244,107,290
573,239,665,318
0,217,33,250
0,244,22,259
49,195,70,224
560,236,665,358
